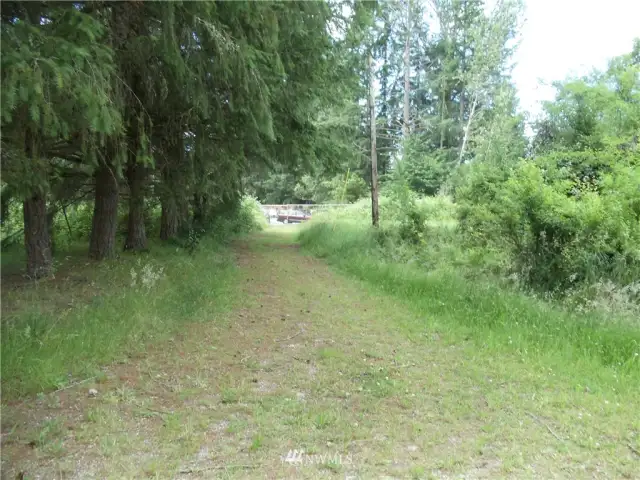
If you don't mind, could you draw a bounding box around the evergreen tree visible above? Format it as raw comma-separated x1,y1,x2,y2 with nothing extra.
2,3,121,274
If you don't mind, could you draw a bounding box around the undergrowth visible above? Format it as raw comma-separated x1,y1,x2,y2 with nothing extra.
298,218,640,388
1,197,265,399
1,237,237,399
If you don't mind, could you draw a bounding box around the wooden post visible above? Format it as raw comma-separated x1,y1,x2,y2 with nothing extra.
403,0,411,143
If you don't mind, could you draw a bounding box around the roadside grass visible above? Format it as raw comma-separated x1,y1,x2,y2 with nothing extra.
1,237,239,399
298,221,640,390
2,228,639,479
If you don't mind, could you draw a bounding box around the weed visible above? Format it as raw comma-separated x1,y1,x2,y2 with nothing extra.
32,418,65,451
84,407,104,424
221,388,240,404
313,412,336,429
129,259,165,290
250,433,264,451
357,367,397,398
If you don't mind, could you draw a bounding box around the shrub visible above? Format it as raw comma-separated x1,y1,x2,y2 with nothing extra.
298,220,640,376
208,195,267,239
458,151,640,291
237,195,268,232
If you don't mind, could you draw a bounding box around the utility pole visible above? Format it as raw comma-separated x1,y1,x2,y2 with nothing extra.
368,52,379,227
403,0,411,143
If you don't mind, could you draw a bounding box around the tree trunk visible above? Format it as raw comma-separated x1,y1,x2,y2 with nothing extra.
160,132,184,241
458,93,478,165
160,196,179,240
403,0,411,144
124,161,147,251
440,82,447,149
193,194,207,228
47,209,56,257
89,164,119,260
368,53,379,228
178,197,190,233
23,193,52,278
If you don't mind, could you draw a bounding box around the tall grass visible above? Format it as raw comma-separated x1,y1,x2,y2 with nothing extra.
1,238,238,398
1,197,266,399
298,220,640,387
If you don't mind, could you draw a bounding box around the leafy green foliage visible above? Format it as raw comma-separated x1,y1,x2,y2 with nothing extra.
460,152,640,290
403,148,455,196
1,5,121,195
298,219,640,376
2,0,639,408
457,43,640,294
1,0,367,270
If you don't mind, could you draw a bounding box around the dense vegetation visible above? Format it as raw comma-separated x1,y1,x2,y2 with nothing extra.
1,0,639,394
291,1,638,385
1,1,368,275
291,0,640,314
300,198,640,381
0,0,367,395
297,23,640,374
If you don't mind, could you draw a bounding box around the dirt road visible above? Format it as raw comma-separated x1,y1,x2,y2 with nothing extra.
2,230,638,479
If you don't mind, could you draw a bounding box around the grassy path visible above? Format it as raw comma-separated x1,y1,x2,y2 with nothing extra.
2,229,639,479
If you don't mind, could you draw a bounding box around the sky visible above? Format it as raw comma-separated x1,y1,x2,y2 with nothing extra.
512,0,640,118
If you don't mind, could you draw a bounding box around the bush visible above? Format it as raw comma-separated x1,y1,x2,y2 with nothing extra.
305,179,639,320
208,195,267,239
298,220,640,377
458,151,640,291
237,195,268,232
403,149,456,196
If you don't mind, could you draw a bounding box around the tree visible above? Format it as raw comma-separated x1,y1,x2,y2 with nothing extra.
2,4,122,273
243,0,375,209
369,52,380,227
532,45,640,156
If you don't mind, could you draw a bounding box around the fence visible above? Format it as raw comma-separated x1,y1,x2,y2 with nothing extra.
261,204,350,215
260,204,351,223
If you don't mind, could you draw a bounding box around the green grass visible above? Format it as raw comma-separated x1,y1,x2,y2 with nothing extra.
298,221,640,388
3,228,640,478
1,237,239,398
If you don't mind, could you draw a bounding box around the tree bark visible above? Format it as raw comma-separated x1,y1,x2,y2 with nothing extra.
160,133,183,241
178,196,190,233
160,196,179,240
193,193,207,228
124,160,148,251
89,164,119,260
368,53,379,228
47,209,56,257
23,193,52,278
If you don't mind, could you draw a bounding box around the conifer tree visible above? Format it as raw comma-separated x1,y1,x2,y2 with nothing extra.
2,3,121,273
